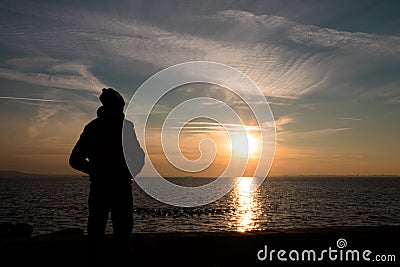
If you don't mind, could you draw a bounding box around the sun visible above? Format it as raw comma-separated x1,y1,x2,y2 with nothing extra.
247,134,258,155
231,132,260,158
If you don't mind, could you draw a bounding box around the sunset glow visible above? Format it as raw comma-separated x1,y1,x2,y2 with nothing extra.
231,131,260,159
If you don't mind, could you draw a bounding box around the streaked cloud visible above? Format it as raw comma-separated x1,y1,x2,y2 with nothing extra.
0,63,107,92
281,127,352,139
2,3,399,100
0,96,67,103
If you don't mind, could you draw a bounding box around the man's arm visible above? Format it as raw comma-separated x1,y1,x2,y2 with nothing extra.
69,125,92,175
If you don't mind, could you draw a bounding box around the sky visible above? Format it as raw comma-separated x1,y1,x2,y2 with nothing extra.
0,0,399,176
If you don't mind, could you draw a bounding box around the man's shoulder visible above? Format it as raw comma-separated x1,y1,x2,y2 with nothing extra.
84,118,101,131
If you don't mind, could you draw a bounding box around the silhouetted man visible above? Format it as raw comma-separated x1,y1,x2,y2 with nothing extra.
69,88,144,262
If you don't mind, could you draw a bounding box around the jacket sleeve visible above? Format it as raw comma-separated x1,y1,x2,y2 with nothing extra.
69,125,92,175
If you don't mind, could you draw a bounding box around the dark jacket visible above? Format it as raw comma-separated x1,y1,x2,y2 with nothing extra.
69,107,144,185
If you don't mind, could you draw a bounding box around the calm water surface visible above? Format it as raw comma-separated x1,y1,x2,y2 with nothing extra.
0,177,399,236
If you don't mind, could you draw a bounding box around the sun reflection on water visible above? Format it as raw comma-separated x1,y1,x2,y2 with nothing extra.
235,177,261,232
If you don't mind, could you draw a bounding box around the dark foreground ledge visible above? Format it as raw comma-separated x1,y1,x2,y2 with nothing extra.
1,226,399,266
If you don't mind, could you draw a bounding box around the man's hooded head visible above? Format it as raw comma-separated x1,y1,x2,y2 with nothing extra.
99,88,125,110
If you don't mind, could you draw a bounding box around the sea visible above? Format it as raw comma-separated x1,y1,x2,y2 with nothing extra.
1,176,399,236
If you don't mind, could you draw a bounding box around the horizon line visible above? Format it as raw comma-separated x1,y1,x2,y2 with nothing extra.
0,170,399,178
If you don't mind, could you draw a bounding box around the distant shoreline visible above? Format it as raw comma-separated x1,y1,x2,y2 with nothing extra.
1,170,399,179
0,170,83,179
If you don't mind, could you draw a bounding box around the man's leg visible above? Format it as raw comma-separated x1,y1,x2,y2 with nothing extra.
88,189,110,241
111,186,133,240
110,186,133,265
86,187,110,265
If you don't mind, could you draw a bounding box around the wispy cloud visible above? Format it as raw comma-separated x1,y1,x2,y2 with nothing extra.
2,3,399,101
0,4,327,97
87,10,399,99
208,10,400,53
274,116,294,129
281,127,352,139
92,17,328,98
0,96,67,103
27,103,61,138
180,121,243,133
176,121,272,136
0,63,107,92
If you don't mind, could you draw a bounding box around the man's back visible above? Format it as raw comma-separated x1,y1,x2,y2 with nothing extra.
69,92,144,186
